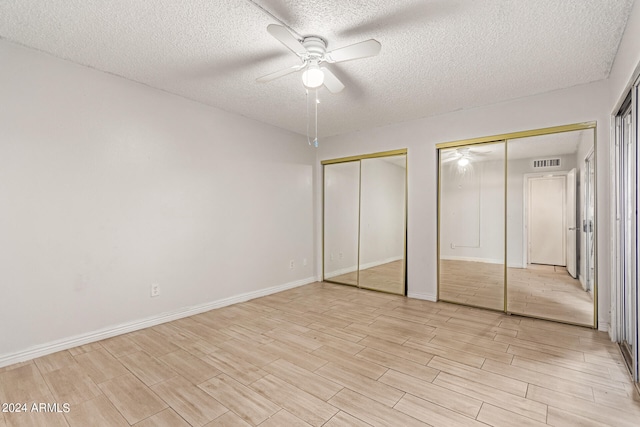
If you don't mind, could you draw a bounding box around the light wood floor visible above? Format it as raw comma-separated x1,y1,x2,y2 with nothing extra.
440,260,594,326
1,282,637,427
329,260,405,294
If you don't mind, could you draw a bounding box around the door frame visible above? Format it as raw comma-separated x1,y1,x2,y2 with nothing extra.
583,148,595,292
612,83,639,383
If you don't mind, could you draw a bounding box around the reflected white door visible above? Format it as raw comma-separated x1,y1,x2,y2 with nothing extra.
529,176,566,265
566,169,577,277
585,153,595,291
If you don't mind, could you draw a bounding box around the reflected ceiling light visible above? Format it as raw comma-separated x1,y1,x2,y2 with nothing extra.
458,157,470,167
302,61,324,88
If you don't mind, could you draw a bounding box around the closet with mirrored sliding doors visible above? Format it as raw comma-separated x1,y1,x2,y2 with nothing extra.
437,123,597,328
322,149,407,295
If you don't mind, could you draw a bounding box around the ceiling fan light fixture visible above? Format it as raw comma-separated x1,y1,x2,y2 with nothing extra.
302,63,324,88
458,157,470,167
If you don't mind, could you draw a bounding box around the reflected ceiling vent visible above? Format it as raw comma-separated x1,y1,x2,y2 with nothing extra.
533,158,561,168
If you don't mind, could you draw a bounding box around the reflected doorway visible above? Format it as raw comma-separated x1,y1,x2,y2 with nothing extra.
527,174,567,267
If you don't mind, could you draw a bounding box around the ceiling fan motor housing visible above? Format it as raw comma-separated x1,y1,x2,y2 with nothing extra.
302,36,327,62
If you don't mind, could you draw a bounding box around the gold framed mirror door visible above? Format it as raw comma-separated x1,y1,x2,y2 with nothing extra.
437,123,597,328
506,130,596,325
438,141,506,311
322,150,407,295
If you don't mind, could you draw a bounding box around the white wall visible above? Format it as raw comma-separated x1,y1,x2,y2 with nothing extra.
323,162,360,277
359,158,406,267
609,0,640,110
318,80,611,325
441,144,586,271
323,157,406,277
442,151,579,268
0,41,317,364
440,158,504,264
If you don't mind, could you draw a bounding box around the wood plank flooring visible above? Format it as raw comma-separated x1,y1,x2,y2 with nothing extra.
0,282,637,426
440,260,594,325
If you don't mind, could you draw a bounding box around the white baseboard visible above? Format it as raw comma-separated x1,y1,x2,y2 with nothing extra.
324,256,403,279
324,265,357,279
440,255,504,264
441,256,526,268
598,320,609,333
408,292,437,302
359,256,403,271
0,276,317,368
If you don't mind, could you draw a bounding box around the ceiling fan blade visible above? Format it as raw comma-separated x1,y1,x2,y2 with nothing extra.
321,67,345,93
440,151,462,162
326,39,381,63
267,24,307,56
441,157,458,164
257,63,305,83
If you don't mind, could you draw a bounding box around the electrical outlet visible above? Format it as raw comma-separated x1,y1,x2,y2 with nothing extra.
289,259,295,269
330,253,334,261
303,258,307,266
150,283,160,297
339,252,343,259
450,242,455,249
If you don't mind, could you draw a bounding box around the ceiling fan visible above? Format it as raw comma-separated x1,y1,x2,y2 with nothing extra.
256,24,382,93
441,147,491,166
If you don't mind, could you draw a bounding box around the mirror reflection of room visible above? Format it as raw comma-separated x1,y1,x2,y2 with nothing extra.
358,155,406,294
438,126,596,327
323,161,360,286
439,142,505,311
506,130,595,326
322,153,407,295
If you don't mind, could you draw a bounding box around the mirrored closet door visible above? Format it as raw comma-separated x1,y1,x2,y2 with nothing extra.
614,87,639,383
439,142,505,311
323,150,407,295
506,130,596,325
323,161,360,286
438,124,597,328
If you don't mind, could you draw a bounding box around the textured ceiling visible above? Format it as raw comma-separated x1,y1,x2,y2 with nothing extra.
0,1,634,137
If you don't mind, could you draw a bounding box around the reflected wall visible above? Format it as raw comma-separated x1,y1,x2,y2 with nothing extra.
439,142,505,311
359,156,406,294
323,161,360,286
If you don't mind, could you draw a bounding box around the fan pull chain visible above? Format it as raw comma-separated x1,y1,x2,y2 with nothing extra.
314,90,319,147
306,89,311,146
306,89,319,148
